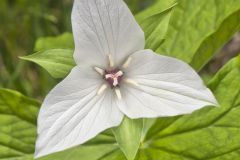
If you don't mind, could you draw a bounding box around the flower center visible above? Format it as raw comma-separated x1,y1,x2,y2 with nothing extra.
94,55,138,100
104,69,123,88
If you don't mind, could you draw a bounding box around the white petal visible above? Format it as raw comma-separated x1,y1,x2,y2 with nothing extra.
71,0,144,68
35,66,123,158
117,50,218,118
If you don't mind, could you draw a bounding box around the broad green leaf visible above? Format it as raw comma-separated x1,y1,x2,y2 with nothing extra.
190,10,240,70
136,0,177,51
136,55,240,160
112,117,143,160
0,89,40,160
34,32,74,51
135,0,177,22
157,0,240,70
140,9,173,51
20,49,75,78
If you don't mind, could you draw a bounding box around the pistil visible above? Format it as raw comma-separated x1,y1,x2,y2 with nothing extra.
105,69,123,87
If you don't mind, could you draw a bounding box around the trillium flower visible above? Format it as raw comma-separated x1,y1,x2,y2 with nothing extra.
35,0,218,158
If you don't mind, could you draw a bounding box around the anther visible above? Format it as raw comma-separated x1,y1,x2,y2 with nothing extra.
124,78,139,87
97,84,108,95
108,54,114,67
122,57,132,69
94,67,104,76
115,88,122,100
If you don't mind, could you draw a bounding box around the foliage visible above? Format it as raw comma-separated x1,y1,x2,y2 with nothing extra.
20,49,75,78
1,55,239,160
0,0,240,160
157,0,240,71
0,89,40,159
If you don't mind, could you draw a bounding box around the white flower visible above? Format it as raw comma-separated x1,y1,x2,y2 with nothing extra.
35,0,218,158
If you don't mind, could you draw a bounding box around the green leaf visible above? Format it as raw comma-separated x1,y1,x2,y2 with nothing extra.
136,55,240,160
112,117,143,160
157,0,240,70
0,88,40,160
34,32,74,51
136,0,177,51
190,10,240,70
20,49,75,78
135,0,177,22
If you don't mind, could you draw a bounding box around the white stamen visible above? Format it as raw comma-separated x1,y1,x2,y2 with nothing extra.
124,78,139,87
94,67,105,76
108,54,114,67
115,88,122,100
113,78,118,87
97,84,108,95
122,57,132,69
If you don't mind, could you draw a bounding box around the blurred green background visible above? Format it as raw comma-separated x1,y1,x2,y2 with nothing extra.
0,0,239,100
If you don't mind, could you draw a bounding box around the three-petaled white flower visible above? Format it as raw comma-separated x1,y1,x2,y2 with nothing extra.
35,0,218,158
